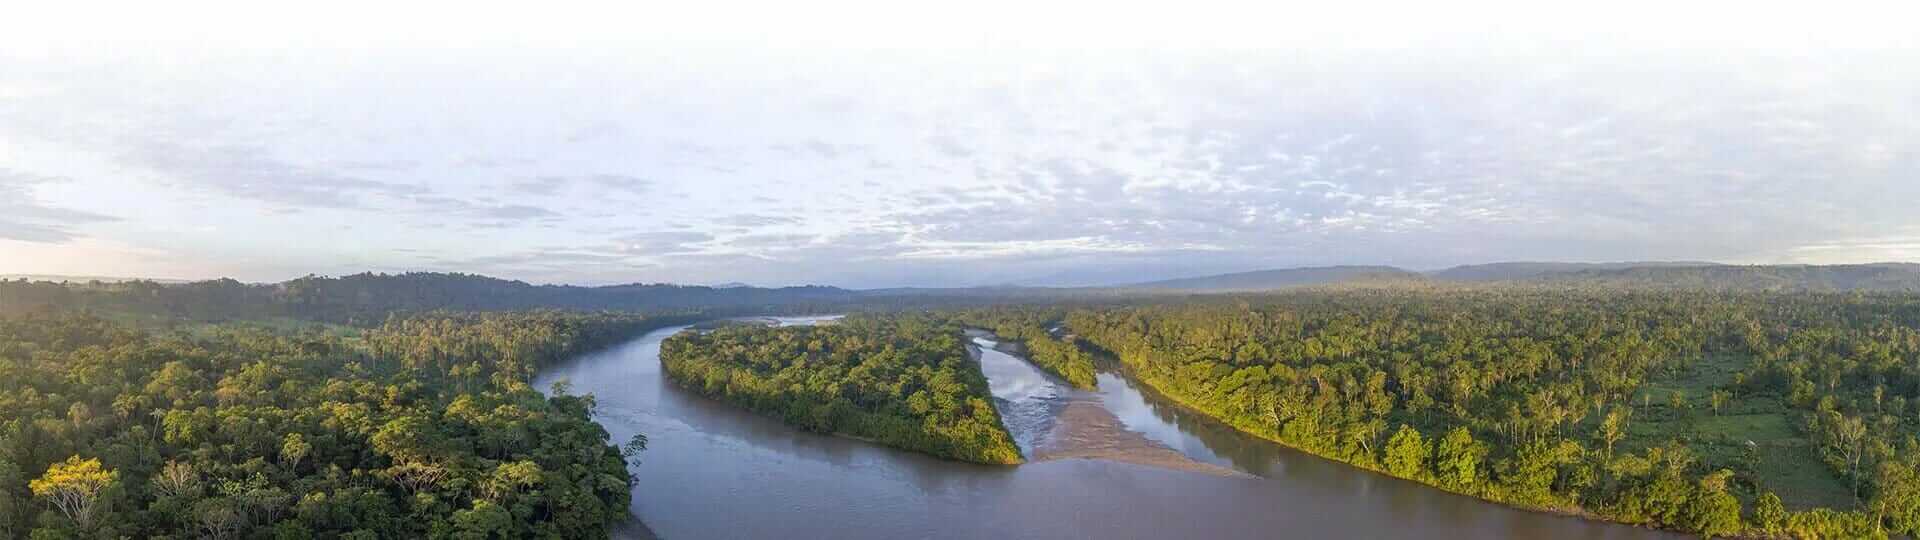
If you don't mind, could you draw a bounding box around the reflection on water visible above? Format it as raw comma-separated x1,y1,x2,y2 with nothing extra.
969,336,1064,455
536,318,1677,540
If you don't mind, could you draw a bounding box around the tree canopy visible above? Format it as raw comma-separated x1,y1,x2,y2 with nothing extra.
660,315,1022,465
0,310,692,538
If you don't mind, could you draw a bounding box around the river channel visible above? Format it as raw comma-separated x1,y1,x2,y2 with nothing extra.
535,316,1675,539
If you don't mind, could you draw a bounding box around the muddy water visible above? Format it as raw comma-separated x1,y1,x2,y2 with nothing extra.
969,334,1243,476
538,318,1676,539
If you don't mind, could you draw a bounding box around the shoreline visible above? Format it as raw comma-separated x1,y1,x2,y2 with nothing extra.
1029,395,1251,478
1102,355,1683,536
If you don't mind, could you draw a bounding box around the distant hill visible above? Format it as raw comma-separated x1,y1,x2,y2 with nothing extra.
1525,263,1920,292
0,274,193,284
1430,261,1723,282
0,272,860,323
1098,261,1920,293
1119,265,1424,291
12,263,1920,323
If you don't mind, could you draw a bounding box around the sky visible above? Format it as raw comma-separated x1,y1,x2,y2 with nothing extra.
2,1,1917,288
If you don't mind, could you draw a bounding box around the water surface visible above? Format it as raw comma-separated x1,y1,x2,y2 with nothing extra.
537,318,1676,540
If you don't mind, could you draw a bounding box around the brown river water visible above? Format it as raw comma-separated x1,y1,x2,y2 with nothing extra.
536,316,1677,539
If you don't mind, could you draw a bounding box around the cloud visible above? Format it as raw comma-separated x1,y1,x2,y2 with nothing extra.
723,233,815,249
331,159,419,172
509,176,569,196
510,174,651,196
926,135,972,158
458,156,537,169
611,231,713,255
0,169,119,243
804,140,845,159
587,174,652,193
123,142,423,209
714,213,803,228
407,195,560,221
4,47,1918,287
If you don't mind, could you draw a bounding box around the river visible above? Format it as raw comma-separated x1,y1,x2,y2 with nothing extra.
535,317,1676,539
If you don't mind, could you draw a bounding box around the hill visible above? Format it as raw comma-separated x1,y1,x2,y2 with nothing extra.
1429,261,1723,281
0,272,860,323
1118,265,1425,291
1527,263,1920,291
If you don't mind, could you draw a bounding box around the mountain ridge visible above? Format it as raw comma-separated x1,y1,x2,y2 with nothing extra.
1116,265,1424,291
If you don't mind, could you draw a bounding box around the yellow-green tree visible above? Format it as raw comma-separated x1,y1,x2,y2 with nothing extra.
1597,407,1629,458
1383,424,1430,480
29,456,117,528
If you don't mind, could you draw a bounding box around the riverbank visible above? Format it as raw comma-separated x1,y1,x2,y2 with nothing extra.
1089,346,1695,536
1032,395,1250,477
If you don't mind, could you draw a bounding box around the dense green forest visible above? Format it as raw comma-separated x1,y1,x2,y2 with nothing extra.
14,268,1920,538
0,310,692,539
1055,290,1920,538
658,316,1023,464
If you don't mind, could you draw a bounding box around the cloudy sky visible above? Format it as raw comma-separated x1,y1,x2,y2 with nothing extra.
2,2,1916,287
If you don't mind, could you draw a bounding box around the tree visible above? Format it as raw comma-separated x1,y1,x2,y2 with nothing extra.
1687,470,1743,538
1597,407,1629,458
151,461,200,499
195,498,243,540
0,458,21,539
1754,491,1788,537
1708,390,1729,417
481,461,543,503
1871,461,1920,536
1435,427,1486,491
0,310,673,538
450,500,514,539
1826,411,1869,502
1383,425,1431,480
282,433,312,470
29,456,117,529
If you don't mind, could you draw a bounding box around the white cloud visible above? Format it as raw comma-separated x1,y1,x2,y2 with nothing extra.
0,36,1916,286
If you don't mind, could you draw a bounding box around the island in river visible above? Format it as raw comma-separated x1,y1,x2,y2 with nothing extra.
658,314,1023,464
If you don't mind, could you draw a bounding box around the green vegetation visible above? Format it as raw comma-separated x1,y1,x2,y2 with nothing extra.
1054,290,1920,538
0,310,691,538
947,308,1098,389
16,268,1920,538
659,315,1022,464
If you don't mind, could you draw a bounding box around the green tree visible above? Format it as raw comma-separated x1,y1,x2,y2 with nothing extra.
1434,427,1486,491
450,500,514,539
1754,491,1788,537
1871,461,1920,536
1686,470,1742,538
1383,425,1431,480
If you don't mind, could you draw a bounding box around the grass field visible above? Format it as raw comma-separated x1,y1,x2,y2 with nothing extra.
1617,354,1855,510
